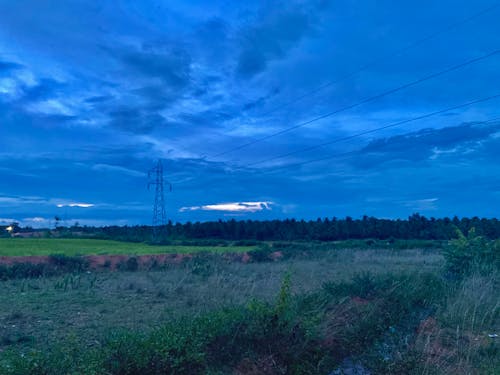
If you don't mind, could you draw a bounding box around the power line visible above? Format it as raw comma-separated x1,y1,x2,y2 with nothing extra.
248,95,500,167
173,2,499,162
174,106,500,194
178,94,500,191
256,109,500,175
244,2,500,120
211,48,500,158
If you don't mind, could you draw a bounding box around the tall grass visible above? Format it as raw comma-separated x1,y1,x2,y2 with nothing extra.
410,271,499,375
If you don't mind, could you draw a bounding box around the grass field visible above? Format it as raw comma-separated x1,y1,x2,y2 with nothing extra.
0,238,255,256
0,248,443,350
0,240,497,374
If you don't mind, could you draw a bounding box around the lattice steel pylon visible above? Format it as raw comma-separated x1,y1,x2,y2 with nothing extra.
148,159,172,241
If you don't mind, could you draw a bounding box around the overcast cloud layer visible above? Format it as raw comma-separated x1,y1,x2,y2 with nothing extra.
0,0,499,227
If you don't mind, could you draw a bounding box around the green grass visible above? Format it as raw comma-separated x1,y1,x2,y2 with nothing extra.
0,237,497,374
3,264,496,374
0,249,443,353
0,238,255,257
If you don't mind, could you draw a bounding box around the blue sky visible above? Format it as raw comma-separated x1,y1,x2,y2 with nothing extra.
0,0,499,227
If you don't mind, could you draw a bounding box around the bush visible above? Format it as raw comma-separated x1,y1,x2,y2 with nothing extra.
444,228,500,275
125,257,139,272
186,253,216,277
48,254,89,272
0,255,90,280
247,244,274,262
0,263,45,280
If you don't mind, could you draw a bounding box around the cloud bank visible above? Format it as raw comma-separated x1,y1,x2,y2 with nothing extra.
180,201,273,213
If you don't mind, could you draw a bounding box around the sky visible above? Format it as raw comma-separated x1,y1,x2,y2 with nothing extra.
0,0,499,228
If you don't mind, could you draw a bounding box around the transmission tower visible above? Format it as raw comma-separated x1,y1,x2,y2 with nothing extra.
148,159,172,241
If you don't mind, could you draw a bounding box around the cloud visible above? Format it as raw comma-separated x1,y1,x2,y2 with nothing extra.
130,85,177,110
354,122,500,168
91,163,144,177
180,201,273,213
1,1,499,223
236,2,318,78
402,198,439,211
0,217,17,224
84,95,113,104
108,107,167,134
56,203,95,208
118,43,191,87
24,216,48,223
0,195,46,206
193,17,231,64
0,59,23,75
21,78,66,101
26,98,74,116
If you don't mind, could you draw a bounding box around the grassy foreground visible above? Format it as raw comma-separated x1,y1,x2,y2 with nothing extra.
0,238,254,257
1,267,498,374
0,238,497,374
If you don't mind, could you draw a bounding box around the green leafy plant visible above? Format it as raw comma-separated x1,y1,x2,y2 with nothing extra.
444,228,499,275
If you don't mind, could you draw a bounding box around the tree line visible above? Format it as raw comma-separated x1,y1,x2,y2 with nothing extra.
28,214,499,242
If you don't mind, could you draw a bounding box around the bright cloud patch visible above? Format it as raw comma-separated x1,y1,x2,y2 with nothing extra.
403,198,438,211
24,217,47,222
180,201,273,213
56,203,95,208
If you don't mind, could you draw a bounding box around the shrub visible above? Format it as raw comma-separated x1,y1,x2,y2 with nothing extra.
444,228,499,275
0,263,51,280
187,253,216,277
125,257,139,272
247,244,273,262
49,254,89,272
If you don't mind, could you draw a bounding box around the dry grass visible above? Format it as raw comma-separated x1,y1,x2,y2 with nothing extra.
413,272,499,375
0,248,442,352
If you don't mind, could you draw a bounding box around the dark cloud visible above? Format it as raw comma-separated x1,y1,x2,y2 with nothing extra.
193,17,231,64
108,107,167,134
130,85,177,110
84,95,113,103
20,78,66,101
1,0,499,224
354,122,500,167
179,110,233,127
236,3,317,78
119,44,191,88
242,87,281,111
189,74,224,99
0,59,23,75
